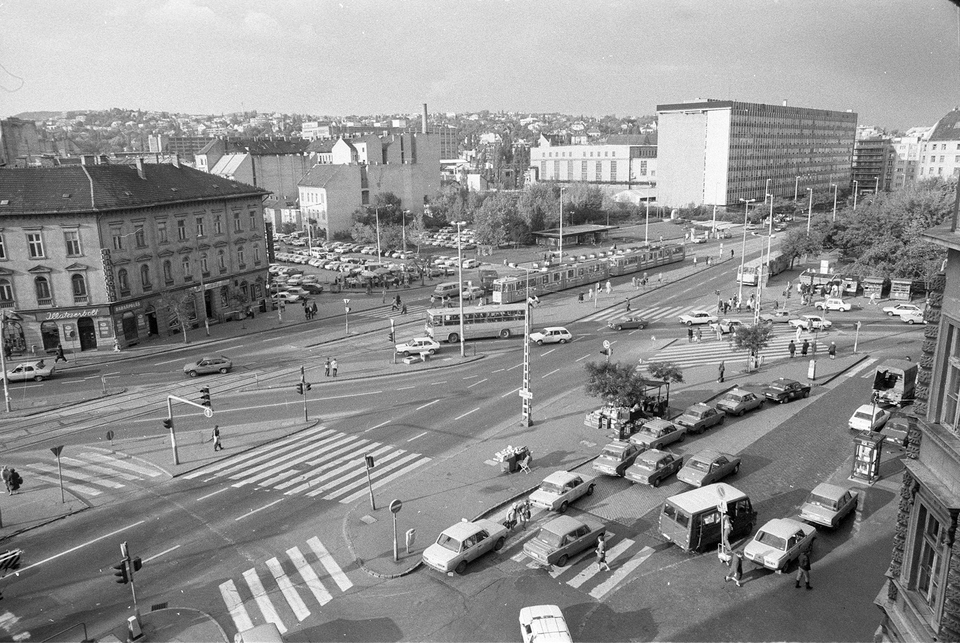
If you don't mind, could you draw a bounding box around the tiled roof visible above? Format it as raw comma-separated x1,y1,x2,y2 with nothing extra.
0,162,267,215
306,138,338,153
298,164,360,188
927,108,960,142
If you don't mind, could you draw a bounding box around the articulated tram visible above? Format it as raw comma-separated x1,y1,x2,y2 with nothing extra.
491,243,686,304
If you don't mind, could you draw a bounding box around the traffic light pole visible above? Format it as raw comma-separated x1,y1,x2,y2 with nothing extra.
120,541,142,628
166,394,215,465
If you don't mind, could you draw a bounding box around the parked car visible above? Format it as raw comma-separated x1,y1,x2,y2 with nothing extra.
461,285,484,300
788,315,832,331
592,441,645,477
901,310,926,325
625,449,683,487
529,327,572,345
272,291,303,304
630,418,686,450
716,389,764,416
762,378,811,404
519,605,572,643
462,259,481,269
395,337,441,357
882,303,924,318
815,298,853,312
5,359,55,382
183,355,233,377
529,471,596,513
421,518,508,574
708,319,744,334
879,415,911,448
674,403,725,434
608,316,648,331
760,309,793,324
301,283,325,294
799,483,859,528
677,450,741,487
679,310,719,326
744,518,817,572
848,404,892,432
523,515,606,567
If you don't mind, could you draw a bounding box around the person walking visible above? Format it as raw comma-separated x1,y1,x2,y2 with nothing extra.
212,425,223,452
829,342,837,359
331,358,339,377
696,328,702,343
717,361,725,383
869,291,877,306
625,299,631,312
401,304,408,315
324,357,331,377
725,550,744,587
1,466,11,495
54,343,67,363
687,327,694,343
788,340,796,358
796,548,812,590
605,280,613,295
311,302,318,318
596,533,611,572
801,339,809,356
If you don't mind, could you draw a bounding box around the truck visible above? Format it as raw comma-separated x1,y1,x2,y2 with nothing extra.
584,379,670,440
872,359,917,407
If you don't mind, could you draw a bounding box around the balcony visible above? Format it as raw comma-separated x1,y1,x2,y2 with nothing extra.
37,297,54,306
73,295,89,304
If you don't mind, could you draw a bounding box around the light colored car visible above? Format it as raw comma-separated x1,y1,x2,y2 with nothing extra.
625,449,683,487
593,441,644,477
395,337,441,357
523,515,606,567
183,355,232,377
848,404,892,431
529,327,572,345
519,605,572,643
883,303,923,318
272,291,303,304
282,286,310,299
744,518,817,572
679,310,718,326
529,471,596,513
709,319,743,334
716,389,764,416
901,310,926,325
760,309,793,324
422,518,508,574
799,483,859,528
815,298,852,312
461,285,484,300
788,314,832,330
5,359,55,382
674,403,725,435
462,259,481,269
630,418,686,450
677,450,741,487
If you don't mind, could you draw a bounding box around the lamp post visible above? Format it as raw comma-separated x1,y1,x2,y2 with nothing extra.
374,207,382,266
831,183,838,221
645,198,651,244
401,209,409,252
516,266,543,427
737,198,755,303
794,175,801,202
0,313,10,412
807,188,813,233
760,180,774,323
875,176,880,195
558,187,565,264
454,220,467,358
853,180,859,211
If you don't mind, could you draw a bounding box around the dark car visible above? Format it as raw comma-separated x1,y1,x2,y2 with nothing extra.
677,450,741,487
762,378,811,404
301,283,325,294
523,515,607,567
608,316,648,331
592,441,644,477
674,403,725,435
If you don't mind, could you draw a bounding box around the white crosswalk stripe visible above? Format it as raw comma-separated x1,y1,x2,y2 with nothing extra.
651,333,827,368
579,305,700,324
19,450,166,497
355,304,427,321
221,536,352,637
183,425,430,502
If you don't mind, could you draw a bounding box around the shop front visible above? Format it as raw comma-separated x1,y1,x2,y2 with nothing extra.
32,306,115,355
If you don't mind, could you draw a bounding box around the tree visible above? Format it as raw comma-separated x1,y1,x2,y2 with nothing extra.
517,183,558,232
645,361,684,383
584,361,657,407
563,183,604,225
778,228,824,269
474,192,524,248
732,323,775,365
157,291,197,344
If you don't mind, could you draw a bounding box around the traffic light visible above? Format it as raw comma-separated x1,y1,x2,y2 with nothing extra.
296,382,304,395
131,557,142,573
199,387,211,407
305,382,312,392
162,418,174,430
600,348,610,356
113,560,129,584
388,331,395,342
365,455,375,468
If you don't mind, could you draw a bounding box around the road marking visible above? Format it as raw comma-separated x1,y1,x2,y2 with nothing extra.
59,456,141,481
307,537,353,592
462,375,479,380
507,362,523,371
429,381,447,386
219,580,255,634
17,520,146,574
542,348,556,356
845,358,877,378
364,420,391,433
287,546,331,606
491,368,505,373
454,407,480,420
501,387,521,398
396,386,415,390
589,545,654,599
80,451,164,477
144,545,181,563
336,457,431,504
567,538,633,588
576,354,591,362
407,431,429,442
541,369,560,379
467,378,488,388
231,434,360,486
184,427,337,479
416,399,440,411
155,356,186,366
266,556,310,621
27,462,124,488
235,498,283,522
242,568,286,634
197,488,230,501
298,446,397,496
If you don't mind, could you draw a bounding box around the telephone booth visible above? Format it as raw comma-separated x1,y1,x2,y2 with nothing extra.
851,431,884,484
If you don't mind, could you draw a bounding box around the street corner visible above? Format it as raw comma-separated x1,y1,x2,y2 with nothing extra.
0,481,89,540
342,497,423,579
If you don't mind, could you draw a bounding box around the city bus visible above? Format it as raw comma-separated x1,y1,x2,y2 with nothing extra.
737,250,789,286
425,302,527,343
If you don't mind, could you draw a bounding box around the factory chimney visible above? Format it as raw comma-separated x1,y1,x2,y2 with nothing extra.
422,103,428,134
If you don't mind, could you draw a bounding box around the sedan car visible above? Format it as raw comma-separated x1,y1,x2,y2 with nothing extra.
762,378,811,403
708,319,743,334
679,310,719,326
901,310,926,325
422,518,508,574
529,327,572,345
523,515,606,567
760,309,794,324
677,450,741,487
608,316,648,331
183,355,233,377
848,404,891,432
674,403,725,435
883,303,924,318
716,389,764,416
744,518,817,572
625,449,683,487
629,419,686,450
395,337,441,357
5,359,55,382
519,605,572,643
592,441,645,477
788,315,832,331
799,483,859,528
815,298,852,312
529,471,596,513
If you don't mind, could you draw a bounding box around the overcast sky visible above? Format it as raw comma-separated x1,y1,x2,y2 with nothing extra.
1,0,957,129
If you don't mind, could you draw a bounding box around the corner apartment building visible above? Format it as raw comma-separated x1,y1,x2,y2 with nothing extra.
0,158,269,354
852,136,894,194
529,134,657,191
196,137,310,202
656,99,857,207
919,108,960,182
889,129,929,191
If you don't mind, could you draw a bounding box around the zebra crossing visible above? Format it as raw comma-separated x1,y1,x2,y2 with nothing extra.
650,332,824,368
182,425,431,502
353,304,427,321
218,535,353,635
20,449,165,497
579,304,709,326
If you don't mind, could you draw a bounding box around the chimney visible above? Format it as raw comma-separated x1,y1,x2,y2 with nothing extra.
422,103,428,134
172,152,180,168
135,157,146,179
783,99,788,107
80,155,94,166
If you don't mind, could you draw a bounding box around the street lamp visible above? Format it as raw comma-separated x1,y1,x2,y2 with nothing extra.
737,198,755,303
401,209,409,252
807,188,813,233
374,207,382,266
515,265,544,427
454,220,467,358
0,313,11,411
853,180,859,211
831,184,838,221
794,175,801,202
760,180,774,323
645,198,651,244
558,187,565,264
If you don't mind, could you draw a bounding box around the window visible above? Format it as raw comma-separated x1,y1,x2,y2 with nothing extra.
553,160,559,177
71,274,88,303
196,216,205,237
214,214,223,235
27,232,45,258
0,233,5,260
200,253,209,275
181,256,192,280
177,219,187,241
35,276,52,304
140,264,152,289
134,224,146,248
581,161,588,181
163,260,173,283
254,245,261,264
157,220,168,244
117,269,129,295
112,227,124,250
237,246,245,267
249,211,256,231
640,160,648,176
217,249,226,272
595,161,602,181
610,160,618,182
234,212,242,232
0,279,13,303
908,501,947,623
64,230,81,256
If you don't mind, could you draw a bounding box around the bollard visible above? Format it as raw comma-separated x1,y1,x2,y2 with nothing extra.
127,615,143,641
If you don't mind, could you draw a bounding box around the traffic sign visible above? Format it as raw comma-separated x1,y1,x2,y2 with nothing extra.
389,499,402,514
50,445,63,458
519,389,533,400
105,430,114,442
204,408,213,418
602,340,611,350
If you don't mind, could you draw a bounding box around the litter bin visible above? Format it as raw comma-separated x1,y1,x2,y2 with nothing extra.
259,300,268,313
500,453,518,473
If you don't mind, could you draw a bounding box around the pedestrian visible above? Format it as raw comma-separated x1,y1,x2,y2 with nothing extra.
430,294,436,307
311,302,318,318
578,292,584,303
796,548,812,590
1,466,11,495
596,533,611,572
696,328,702,343
113,338,121,352
687,327,694,343
631,277,637,289
605,280,613,294
521,500,531,528
715,327,722,341
730,249,734,258
801,339,809,356
212,425,222,451
829,342,837,359
658,272,662,284
725,550,744,587
596,282,601,296
54,343,67,363
331,358,338,377
721,512,733,551
7,468,21,495
788,340,796,358
869,291,877,306
324,357,331,377
625,299,631,312
718,361,725,383
693,256,698,266
401,304,408,315
795,326,803,342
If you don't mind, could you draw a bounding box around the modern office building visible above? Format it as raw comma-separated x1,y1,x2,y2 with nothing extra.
656,99,857,207
919,108,960,182
528,134,657,192
852,136,894,194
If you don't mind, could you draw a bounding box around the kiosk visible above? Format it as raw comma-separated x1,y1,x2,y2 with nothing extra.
851,431,884,484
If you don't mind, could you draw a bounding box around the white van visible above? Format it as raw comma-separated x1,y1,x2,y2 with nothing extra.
433,282,461,299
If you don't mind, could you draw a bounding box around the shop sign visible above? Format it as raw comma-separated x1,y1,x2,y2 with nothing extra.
113,301,143,313
42,308,108,321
